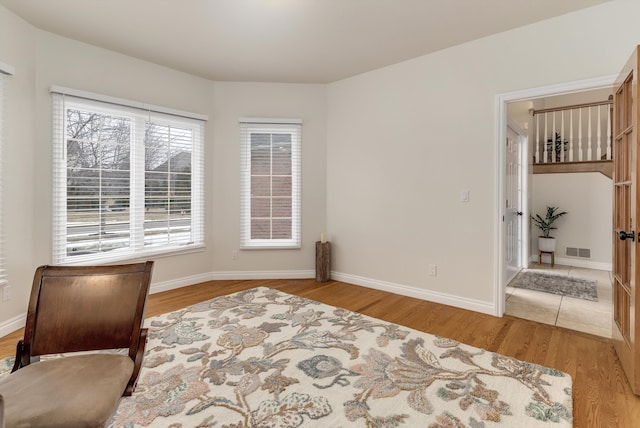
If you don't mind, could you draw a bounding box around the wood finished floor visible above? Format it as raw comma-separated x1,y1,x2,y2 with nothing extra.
1,278,639,427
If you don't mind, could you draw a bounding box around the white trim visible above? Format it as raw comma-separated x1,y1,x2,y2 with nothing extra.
149,270,315,294
239,121,302,249
1,267,498,338
530,255,612,272
0,312,26,339
49,85,208,121
239,117,302,125
0,62,14,76
0,269,317,338
331,271,496,316
51,93,206,264
208,270,314,281
503,74,617,102
495,74,617,317
504,120,529,285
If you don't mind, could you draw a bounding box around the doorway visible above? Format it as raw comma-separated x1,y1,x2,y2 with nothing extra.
495,75,616,320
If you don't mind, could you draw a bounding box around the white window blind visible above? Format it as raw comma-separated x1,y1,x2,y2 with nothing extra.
0,62,13,285
240,118,301,249
52,89,206,264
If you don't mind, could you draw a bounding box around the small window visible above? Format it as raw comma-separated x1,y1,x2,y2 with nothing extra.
240,119,301,249
52,90,206,264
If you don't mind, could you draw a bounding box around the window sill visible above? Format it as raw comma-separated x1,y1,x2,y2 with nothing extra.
240,245,301,250
56,243,206,266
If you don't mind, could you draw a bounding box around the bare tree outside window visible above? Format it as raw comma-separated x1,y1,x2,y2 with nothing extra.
66,109,132,255
62,106,196,258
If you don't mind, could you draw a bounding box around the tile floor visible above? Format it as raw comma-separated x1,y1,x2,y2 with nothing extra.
505,262,612,338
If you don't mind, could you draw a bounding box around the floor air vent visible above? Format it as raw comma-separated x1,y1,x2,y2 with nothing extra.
566,247,590,258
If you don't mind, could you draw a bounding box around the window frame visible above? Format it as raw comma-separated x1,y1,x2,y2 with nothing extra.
52,89,206,265
239,119,301,249
0,62,14,286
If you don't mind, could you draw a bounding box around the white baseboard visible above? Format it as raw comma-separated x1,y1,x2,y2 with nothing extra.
149,270,314,294
0,313,26,340
209,270,315,281
2,268,492,339
0,269,316,339
531,255,612,271
149,272,217,294
330,271,496,316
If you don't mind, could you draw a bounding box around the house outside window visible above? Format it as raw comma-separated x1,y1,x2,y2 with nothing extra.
52,88,206,264
240,119,301,249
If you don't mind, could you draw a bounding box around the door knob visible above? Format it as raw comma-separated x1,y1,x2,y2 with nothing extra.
516,211,523,216
619,230,635,241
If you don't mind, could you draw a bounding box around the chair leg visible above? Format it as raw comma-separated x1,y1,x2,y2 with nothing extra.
11,340,25,373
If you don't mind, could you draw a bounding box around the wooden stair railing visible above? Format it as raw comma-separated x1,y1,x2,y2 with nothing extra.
532,159,613,178
532,98,613,178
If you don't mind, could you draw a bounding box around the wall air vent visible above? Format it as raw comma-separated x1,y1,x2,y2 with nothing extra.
566,247,590,258
578,248,591,258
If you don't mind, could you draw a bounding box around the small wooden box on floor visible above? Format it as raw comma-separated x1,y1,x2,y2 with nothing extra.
315,241,331,282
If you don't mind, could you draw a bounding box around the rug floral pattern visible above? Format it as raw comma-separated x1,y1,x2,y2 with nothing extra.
95,287,571,427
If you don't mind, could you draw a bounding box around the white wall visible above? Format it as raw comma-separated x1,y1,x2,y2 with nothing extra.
1,0,637,331
0,5,328,334
532,173,612,269
326,0,640,312
211,82,326,274
0,7,37,325
32,31,217,288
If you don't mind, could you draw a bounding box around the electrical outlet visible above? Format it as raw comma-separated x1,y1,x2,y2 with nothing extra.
2,285,10,301
428,264,437,277
232,250,239,260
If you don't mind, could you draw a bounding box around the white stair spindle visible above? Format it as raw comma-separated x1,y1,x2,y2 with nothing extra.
587,107,593,161
561,110,565,162
597,105,602,160
569,109,574,161
578,108,583,161
536,114,540,163
544,112,548,163
552,112,556,163
607,104,612,160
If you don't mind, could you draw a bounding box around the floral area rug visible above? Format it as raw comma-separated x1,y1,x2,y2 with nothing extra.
510,271,598,301
1,287,573,427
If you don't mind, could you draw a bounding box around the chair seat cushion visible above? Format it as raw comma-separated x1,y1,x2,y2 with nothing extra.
0,353,134,428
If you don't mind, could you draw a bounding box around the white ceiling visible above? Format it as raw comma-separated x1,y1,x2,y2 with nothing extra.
1,0,611,84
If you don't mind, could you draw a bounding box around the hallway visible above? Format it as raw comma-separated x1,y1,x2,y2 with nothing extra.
505,263,612,338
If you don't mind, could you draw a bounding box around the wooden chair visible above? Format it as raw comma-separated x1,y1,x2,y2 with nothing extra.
0,261,153,427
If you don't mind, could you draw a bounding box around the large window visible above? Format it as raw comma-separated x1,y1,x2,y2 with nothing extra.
52,88,206,264
240,119,301,249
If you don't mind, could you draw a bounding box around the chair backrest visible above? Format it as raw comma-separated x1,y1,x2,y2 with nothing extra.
22,261,153,362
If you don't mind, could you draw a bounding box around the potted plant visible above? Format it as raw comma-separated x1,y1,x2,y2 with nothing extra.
532,206,567,252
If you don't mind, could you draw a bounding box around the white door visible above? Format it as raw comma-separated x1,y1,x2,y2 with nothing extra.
505,123,524,284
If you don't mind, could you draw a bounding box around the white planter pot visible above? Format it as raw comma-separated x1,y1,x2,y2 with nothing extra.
538,237,557,252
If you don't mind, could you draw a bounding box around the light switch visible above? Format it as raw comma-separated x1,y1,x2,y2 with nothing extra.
460,189,470,202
